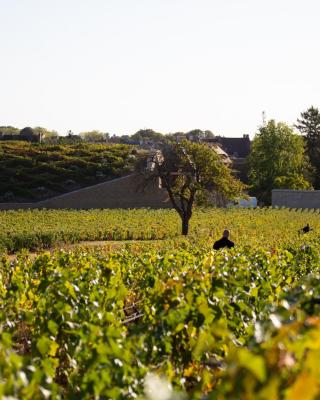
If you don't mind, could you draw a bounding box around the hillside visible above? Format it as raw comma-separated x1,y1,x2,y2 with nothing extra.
0,141,137,202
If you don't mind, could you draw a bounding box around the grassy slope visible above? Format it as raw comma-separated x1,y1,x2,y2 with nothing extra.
0,141,136,202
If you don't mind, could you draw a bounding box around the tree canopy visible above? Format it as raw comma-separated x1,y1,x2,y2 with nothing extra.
186,129,214,142
248,120,312,204
145,141,244,235
0,126,20,136
33,127,59,142
80,130,109,143
131,129,163,142
20,127,36,136
295,106,320,188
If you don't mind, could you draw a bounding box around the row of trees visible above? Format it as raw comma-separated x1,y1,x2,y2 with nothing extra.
248,106,320,203
0,127,111,144
0,126,215,144
63,128,214,144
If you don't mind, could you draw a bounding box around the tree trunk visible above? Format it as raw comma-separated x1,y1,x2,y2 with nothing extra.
181,214,189,235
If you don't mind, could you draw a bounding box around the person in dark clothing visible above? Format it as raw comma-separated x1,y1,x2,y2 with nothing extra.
299,223,312,234
213,229,234,250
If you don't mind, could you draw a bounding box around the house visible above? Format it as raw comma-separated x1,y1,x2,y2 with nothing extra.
206,134,251,158
205,143,231,165
203,135,251,183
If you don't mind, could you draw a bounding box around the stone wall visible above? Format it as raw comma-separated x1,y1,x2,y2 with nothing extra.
0,202,35,210
0,175,172,210
272,189,320,209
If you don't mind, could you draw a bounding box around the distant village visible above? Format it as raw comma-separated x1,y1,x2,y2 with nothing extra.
0,126,251,183
2,105,320,211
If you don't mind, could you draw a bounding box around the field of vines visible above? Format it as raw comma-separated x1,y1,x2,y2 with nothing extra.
1,207,320,253
0,142,135,202
1,208,320,399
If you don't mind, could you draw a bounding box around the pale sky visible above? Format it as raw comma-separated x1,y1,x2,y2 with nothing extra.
1,0,319,137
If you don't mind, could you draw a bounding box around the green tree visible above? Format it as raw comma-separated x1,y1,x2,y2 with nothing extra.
186,129,215,142
58,131,83,144
131,129,163,142
19,127,41,142
248,120,312,204
118,135,132,143
295,106,320,188
164,132,186,142
20,127,36,136
144,141,244,235
204,130,215,139
33,127,59,143
0,126,19,137
80,130,109,142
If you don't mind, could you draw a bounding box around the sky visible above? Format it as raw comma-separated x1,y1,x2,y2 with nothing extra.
1,0,320,137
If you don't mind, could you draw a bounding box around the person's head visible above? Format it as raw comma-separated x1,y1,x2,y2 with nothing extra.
223,229,230,238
